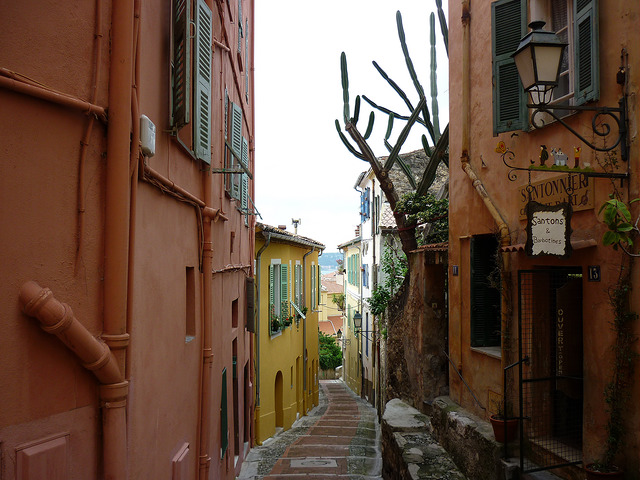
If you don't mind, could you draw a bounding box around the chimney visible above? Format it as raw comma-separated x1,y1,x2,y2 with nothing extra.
355,225,360,237
278,225,287,231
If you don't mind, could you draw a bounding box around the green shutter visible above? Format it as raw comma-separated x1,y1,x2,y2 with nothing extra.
194,0,212,163
221,368,228,458
470,235,501,347
231,103,243,199
574,0,599,104
241,136,249,217
492,0,527,134
245,19,250,100
237,0,243,53
281,264,288,319
268,265,274,320
172,0,190,128
317,264,321,307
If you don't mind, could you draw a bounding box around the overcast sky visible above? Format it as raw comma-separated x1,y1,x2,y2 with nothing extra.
254,2,449,252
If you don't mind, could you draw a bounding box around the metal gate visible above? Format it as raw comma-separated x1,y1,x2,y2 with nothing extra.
517,269,583,473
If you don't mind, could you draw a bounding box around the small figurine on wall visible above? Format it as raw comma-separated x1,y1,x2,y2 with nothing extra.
551,148,567,167
573,146,581,168
539,145,549,166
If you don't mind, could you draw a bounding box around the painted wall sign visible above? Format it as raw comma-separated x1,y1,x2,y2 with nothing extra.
525,201,572,258
518,173,593,219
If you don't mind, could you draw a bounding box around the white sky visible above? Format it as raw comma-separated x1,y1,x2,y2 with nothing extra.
254,2,449,252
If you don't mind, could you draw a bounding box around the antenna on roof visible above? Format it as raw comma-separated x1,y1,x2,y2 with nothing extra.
292,218,301,234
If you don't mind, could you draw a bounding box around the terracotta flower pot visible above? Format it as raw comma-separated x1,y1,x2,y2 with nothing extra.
489,415,518,443
584,463,623,480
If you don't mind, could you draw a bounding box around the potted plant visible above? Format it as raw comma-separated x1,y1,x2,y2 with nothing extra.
489,400,518,443
585,196,639,478
283,316,293,328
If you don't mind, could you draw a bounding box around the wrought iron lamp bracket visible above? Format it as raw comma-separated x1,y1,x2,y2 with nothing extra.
528,95,628,162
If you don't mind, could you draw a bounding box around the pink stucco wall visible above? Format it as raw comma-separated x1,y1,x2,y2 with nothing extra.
0,1,255,479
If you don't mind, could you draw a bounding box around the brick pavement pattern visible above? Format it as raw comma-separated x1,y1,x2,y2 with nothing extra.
238,379,382,479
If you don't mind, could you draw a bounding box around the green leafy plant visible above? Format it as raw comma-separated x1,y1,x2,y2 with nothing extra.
591,191,639,473
331,293,345,312
396,191,448,244
318,331,342,371
599,195,640,253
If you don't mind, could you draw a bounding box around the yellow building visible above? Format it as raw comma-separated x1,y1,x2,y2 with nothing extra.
254,223,324,444
338,237,362,396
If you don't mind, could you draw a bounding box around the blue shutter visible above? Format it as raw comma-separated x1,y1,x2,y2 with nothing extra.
194,0,212,163
573,0,599,104
492,0,527,134
172,0,190,128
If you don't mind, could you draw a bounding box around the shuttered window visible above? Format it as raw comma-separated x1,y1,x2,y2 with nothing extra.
268,263,288,335
172,0,190,129
194,0,212,163
171,0,212,164
492,0,528,134
470,235,501,347
230,102,243,199
241,136,249,223
492,0,599,134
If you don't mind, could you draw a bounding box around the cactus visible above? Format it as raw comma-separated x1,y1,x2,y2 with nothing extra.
335,4,449,254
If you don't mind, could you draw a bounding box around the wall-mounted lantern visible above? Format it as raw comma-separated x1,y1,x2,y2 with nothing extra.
512,22,629,162
512,21,567,107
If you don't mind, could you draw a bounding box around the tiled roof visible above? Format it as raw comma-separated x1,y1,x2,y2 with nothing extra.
318,316,344,336
256,222,325,250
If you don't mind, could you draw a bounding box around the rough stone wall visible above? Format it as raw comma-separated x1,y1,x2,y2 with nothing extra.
385,251,449,411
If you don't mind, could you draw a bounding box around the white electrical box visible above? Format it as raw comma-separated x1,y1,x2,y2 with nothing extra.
140,114,156,157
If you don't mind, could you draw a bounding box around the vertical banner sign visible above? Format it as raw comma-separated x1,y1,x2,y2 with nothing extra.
525,201,572,258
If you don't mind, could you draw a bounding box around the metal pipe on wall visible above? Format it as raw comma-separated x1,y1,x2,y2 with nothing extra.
102,0,134,477
19,281,129,480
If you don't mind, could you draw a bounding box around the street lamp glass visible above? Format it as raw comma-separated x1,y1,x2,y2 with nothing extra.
353,312,362,331
512,21,567,106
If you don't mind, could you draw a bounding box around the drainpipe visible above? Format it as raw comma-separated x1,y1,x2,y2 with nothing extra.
254,232,271,444
302,246,316,411
459,0,512,405
198,163,214,479
19,282,128,480
103,0,134,375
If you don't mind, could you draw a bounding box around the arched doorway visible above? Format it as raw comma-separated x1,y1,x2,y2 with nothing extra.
274,371,284,428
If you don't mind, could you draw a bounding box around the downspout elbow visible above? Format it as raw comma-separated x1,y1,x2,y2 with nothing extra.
20,281,124,385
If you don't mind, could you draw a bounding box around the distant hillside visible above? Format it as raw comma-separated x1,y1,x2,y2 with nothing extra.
319,251,342,273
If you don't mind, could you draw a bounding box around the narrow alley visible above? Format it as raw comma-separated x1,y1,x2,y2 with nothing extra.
238,380,382,479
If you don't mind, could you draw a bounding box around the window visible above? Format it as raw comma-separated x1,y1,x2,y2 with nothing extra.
311,264,317,310
470,235,501,347
294,263,302,308
540,0,600,108
269,262,288,334
360,188,371,221
171,0,212,163
491,0,599,134
362,264,369,288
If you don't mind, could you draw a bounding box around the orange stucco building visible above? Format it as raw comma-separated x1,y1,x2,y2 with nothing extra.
448,0,639,477
0,1,255,479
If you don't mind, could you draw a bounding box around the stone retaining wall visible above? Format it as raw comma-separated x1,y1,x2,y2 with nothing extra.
382,397,507,480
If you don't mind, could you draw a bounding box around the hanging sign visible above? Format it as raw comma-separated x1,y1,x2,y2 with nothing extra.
525,201,572,258
518,173,593,219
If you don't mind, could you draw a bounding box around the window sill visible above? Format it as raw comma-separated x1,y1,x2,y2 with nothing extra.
470,346,501,360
